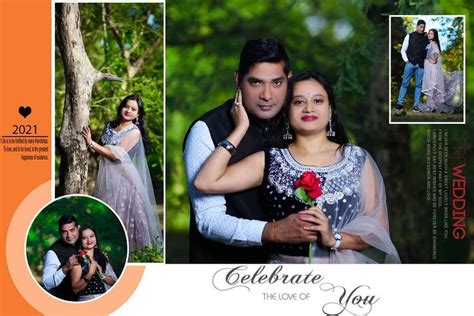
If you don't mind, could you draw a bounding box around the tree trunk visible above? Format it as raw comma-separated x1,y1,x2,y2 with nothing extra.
56,3,121,195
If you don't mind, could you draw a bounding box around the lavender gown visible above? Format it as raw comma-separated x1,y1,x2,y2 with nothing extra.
94,123,162,253
419,42,463,113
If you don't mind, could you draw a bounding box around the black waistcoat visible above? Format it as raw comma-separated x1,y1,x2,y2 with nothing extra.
407,31,429,68
47,239,78,301
184,99,273,263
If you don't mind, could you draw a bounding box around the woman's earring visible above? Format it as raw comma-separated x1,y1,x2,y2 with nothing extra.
134,117,139,125
327,115,336,137
283,122,293,140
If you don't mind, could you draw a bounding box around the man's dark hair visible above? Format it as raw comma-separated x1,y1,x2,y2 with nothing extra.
417,19,426,26
237,38,291,83
58,214,78,233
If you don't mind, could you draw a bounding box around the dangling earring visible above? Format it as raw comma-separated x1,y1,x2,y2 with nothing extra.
327,114,336,137
134,117,139,125
283,122,293,140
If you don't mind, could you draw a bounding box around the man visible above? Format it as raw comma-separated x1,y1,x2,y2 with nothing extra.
184,39,316,263
42,214,80,300
395,19,429,113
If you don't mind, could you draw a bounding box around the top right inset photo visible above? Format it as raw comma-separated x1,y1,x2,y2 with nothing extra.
389,15,465,124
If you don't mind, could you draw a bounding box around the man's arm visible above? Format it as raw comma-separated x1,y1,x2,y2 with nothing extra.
184,121,267,246
42,250,66,290
400,34,409,63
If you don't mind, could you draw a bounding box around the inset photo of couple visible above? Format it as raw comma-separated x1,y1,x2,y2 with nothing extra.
390,15,465,123
26,195,127,302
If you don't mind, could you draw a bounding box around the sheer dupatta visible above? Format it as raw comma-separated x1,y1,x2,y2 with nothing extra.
331,152,401,263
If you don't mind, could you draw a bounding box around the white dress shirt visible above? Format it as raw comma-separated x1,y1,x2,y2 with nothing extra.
42,250,66,290
183,120,267,246
400,34,410,63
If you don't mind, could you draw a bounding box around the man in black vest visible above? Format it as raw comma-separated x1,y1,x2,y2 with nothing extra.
395,19,429,113
42,214,80,300
184,39,317,263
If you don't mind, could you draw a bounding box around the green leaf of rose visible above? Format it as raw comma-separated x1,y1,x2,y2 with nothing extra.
294,187,309,203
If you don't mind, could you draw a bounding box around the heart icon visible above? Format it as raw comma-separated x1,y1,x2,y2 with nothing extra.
19,106,32,118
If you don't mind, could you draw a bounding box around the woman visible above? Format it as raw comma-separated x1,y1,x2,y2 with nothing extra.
418,29,445,112
71,225,117,301
82,95,162,254
419,29,462,113
195,71,400,263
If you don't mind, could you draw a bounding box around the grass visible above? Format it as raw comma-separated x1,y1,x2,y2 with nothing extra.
390,107,464,123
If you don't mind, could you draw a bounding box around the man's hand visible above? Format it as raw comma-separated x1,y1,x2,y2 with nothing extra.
61,254,79,274
262,213,318,244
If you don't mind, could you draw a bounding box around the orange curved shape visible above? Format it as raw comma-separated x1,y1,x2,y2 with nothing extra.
6,181,144,314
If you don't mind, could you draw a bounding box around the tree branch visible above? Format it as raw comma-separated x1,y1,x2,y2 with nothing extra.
104,3,125,57
97,72,123,82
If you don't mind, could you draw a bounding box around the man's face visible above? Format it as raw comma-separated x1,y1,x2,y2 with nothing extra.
238,61,289,120
60,222,79,245
416,23,425,33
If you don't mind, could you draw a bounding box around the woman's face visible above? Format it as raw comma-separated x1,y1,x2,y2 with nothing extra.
120,99,139,122
428,31,435,40
81,228,97,250
288,79,331,136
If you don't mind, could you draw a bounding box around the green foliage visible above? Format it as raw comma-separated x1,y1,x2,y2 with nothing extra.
26,196,128,284
55,3,164,199
130,246,164,263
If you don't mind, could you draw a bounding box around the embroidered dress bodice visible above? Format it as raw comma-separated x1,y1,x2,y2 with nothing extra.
263,145,365,257
100,123,139,156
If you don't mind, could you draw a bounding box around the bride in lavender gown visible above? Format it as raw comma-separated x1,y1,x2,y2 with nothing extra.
82,95,162,257
419,29,463,113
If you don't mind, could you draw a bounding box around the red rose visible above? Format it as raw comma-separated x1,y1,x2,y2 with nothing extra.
295,171,321,192
307,186,322,199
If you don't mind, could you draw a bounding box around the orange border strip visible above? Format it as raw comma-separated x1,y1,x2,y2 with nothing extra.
1,0,52,314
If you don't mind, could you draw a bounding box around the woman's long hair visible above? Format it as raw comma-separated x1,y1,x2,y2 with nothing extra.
267,71,350,148
428,29,442,52
77,225,108,273
109,94,150,153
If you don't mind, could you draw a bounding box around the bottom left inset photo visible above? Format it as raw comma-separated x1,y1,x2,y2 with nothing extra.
26,195,128,302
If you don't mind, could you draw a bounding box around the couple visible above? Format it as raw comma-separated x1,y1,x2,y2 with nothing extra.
82,94,163,258
42,215,117,301
184,39,400,264
395,19,460,114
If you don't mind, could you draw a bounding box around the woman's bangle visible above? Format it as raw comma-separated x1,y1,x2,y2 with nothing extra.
271,219,277,243
86,141,95,150
83,276,91,283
